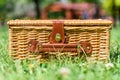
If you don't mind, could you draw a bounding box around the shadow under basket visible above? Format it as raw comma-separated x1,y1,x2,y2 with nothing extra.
7,19,112,62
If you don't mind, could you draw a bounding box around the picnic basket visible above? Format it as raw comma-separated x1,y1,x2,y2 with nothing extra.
7,19,112,61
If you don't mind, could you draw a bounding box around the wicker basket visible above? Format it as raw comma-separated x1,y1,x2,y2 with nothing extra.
7,19,112,61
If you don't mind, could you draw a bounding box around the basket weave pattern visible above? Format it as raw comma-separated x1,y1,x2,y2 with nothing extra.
8,20,112,61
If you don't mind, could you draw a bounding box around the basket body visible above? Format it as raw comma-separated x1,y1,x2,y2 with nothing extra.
7,20,112,61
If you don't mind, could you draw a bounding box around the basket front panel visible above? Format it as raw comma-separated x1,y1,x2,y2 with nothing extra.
9,25,110,61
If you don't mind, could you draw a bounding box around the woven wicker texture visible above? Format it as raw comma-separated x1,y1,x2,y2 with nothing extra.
8,19,112,61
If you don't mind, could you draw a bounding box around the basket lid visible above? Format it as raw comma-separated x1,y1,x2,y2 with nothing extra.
7,19,112,26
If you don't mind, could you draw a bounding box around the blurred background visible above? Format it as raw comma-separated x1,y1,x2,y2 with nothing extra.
0,0,120,26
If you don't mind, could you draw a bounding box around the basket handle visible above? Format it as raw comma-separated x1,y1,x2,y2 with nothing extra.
28,40,92,55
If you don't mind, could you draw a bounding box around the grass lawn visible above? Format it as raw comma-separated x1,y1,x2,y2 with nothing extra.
0,26,120,80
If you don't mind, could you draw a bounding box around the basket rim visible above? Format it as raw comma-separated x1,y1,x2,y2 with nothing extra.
7,19,112,26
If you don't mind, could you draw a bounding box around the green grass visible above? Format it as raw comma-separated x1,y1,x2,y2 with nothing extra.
0,27,120,80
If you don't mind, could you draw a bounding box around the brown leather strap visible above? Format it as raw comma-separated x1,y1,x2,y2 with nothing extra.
42,44,77,48
39,41,92,54
49,21,65,43
28,39,92,54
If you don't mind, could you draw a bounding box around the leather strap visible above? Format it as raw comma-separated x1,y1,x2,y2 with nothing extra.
28,40,92,54
49,21,65,43
40,41,92,54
